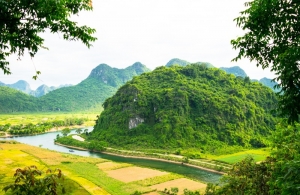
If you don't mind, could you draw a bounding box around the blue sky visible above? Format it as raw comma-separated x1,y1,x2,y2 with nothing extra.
2,0,275,89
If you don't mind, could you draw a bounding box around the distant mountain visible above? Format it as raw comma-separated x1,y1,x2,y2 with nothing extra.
259,77,280,92
0,80,72,97
5,80,32,94
0,62,151,113
31,84,73,97
166,58,214,68
37,62,151,112
220,66,247,78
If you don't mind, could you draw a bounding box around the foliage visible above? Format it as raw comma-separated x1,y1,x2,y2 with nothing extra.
0,86,39,112
55,136,106,151
0,0,96,75
166,58,214,68
92,65,278,153
75,128,82,134
0,63,150,112
1,117,87,135
231,0,300,123
55,136,89,149
206,122,300,195
3,165,65,195
0,112,96,126
61,128,70,137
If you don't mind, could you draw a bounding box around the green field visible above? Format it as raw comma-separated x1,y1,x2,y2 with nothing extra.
0,141,208,195
208,148,270,164
0,112,99,126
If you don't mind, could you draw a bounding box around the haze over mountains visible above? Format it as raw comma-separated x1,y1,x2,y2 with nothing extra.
0,62,151,112
0,80,72,97
0,58,279,113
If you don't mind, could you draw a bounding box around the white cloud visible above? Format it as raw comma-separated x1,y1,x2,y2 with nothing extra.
1,0,275,89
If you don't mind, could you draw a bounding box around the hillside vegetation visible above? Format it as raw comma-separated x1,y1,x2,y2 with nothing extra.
91,65,278,153
0,86,39,112
38,62,150,112
0,63,150,112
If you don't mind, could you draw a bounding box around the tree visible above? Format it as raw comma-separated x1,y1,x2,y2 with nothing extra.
231,0,300,123
205,122,300,195
75,128,82,134
3,165,65,195
61,128,70,137
0,0,96,76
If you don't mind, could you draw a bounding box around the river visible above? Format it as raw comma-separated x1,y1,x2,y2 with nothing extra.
0,128,222,184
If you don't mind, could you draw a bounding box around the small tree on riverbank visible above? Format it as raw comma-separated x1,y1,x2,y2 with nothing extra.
61,128,71,137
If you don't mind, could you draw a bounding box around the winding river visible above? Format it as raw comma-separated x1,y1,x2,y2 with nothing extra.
0,128,222,184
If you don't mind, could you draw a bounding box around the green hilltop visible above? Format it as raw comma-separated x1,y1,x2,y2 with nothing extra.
91,65,278,153
0,62,150,112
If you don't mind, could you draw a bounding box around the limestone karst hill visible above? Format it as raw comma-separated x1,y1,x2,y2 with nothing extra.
92,65,278,151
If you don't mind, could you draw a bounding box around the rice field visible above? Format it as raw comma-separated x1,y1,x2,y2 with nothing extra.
0,112,99,126
0,141,208,195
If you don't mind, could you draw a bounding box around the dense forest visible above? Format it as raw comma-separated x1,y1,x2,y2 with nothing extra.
91,64,278,153
0,86,39,112
0,63,150,112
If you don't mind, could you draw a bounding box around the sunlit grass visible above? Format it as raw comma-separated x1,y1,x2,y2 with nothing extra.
1,142,200,195
0,112,99,126
0,149,90,195
209,148,271,164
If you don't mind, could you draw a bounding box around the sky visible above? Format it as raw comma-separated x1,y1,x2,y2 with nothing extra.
2,0,275,90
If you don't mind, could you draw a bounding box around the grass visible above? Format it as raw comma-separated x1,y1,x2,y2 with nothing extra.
1,141,203,195
0,112,99,126
209,148,271,164
0,147,90,195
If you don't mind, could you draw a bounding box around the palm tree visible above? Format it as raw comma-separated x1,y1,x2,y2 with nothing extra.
75,128,82,134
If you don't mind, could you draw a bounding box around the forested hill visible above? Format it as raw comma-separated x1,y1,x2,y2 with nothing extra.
92,65,278,152
0,63,151,112
0,86,39,112
38,62,150,111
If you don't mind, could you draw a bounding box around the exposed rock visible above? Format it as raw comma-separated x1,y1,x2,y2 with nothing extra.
129,116,144,129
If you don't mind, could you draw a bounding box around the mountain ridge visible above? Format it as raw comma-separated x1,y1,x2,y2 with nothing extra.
0,62,151,112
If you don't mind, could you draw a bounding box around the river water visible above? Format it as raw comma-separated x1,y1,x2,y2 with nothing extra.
0,128,222,184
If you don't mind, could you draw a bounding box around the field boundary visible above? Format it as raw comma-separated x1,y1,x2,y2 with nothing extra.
54,142,226,175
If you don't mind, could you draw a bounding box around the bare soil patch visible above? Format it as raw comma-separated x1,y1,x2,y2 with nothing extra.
150,178,207,194
106,166,168,183
72,135,85,141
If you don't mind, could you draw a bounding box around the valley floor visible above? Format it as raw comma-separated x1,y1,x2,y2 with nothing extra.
0,141,208,195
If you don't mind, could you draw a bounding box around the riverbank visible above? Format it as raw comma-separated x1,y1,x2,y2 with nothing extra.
0,125,90,138
1,141,214,194
54,141,226,175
